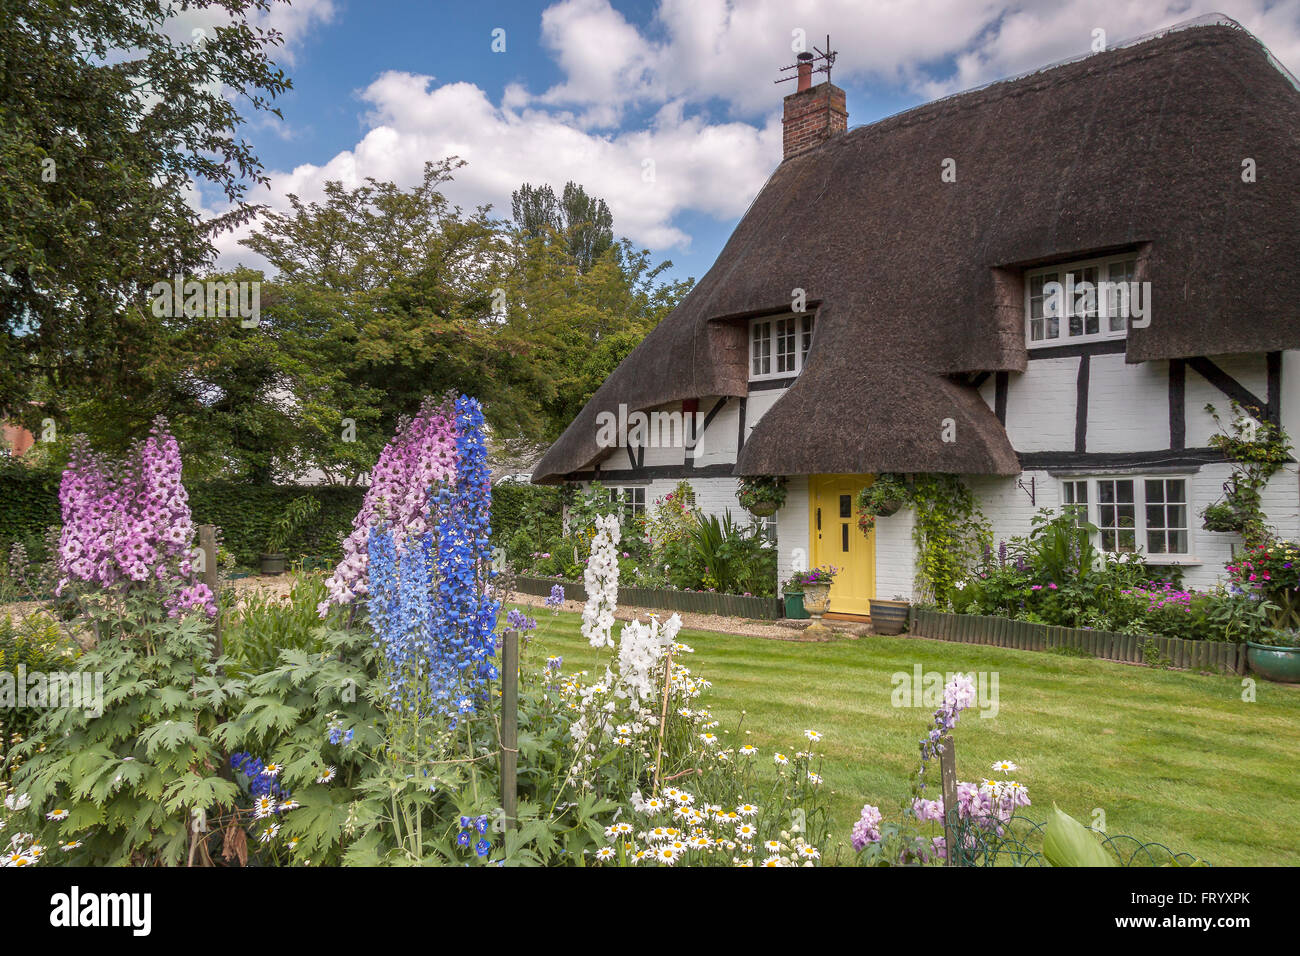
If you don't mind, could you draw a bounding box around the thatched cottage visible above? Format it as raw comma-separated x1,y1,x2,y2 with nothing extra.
533,17,1300,616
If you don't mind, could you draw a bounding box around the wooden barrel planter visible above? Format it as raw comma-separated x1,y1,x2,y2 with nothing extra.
869,599,909,635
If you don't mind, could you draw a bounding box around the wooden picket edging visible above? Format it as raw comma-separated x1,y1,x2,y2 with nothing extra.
512,575,783,620
908,608,1246,675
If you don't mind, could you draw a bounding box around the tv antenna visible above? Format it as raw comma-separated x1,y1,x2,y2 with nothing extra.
775,35,838,86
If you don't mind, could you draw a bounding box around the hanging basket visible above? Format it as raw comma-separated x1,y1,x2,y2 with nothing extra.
746,500,779,518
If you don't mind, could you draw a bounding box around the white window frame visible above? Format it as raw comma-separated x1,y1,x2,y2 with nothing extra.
1058,475,1194,562
1025,254,1139,348
608,486,646,523
750,314,814,382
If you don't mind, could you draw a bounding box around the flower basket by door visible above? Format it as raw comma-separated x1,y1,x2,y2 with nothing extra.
747,500,778,517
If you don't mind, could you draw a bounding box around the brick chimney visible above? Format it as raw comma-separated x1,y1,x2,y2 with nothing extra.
782,52,847,159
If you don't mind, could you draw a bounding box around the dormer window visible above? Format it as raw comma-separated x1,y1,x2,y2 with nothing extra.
1025,254,1141,347
750,314,814,380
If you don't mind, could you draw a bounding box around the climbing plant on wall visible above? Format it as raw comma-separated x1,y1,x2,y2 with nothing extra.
906,475,993,607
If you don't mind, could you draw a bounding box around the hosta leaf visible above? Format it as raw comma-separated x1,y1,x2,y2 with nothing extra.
1043,803,1117,867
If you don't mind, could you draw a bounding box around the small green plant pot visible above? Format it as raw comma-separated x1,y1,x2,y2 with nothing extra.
869,599,910,635
259,553,287,576
1246,641,1300,683
783,590,809,619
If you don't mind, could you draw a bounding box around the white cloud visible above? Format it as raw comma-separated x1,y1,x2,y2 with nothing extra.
215,70,781,270
213,0,1300,272
527,0,1300,116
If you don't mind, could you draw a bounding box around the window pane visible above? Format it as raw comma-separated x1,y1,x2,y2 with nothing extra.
1145,479,1164,503
839,494,851,519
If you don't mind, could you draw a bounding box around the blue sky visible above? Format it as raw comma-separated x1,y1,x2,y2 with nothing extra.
212,0,1300,285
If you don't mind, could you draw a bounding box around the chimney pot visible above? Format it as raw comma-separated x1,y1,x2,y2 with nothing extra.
796,52,814,92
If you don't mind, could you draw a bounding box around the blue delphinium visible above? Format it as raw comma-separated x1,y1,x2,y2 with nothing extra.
365,395,502,719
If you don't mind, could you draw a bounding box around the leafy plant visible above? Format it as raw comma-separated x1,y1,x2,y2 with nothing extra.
1202,403,1292,546
8,593,243,865
264,495,322,555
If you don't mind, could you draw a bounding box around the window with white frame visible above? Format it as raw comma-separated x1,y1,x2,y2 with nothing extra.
1026,254,1139,347
750,314,814,381
1059,476,1189,557
607,487,646,524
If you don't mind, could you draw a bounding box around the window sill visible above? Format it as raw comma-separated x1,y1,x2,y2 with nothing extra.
1141,556,1201,566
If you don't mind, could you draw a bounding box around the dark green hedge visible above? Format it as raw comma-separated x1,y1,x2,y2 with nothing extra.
0,470,363,568
0,468,62,558
187,484,364,566
1,471,559,569
490,483,562,544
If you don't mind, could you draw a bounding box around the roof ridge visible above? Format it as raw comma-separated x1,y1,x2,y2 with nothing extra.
838,15,1295,142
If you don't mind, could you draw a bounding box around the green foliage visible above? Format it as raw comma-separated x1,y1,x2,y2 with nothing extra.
264,495,322,554
0,472,364,569
8,594,243,865
1,0,291,422
684,510,775,595
188,483,362,567
222,575,332,679
909,475,992,606
736,475,787,513
490,483,562,546
1202,402,1292,546
1043,803,1117,867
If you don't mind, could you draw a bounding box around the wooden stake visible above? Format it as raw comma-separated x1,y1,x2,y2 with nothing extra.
500,629,519,830
939,733,958,866
651,642,676,794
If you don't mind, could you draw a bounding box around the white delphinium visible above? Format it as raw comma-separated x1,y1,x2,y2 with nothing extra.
582,513,622,648
615,613,682,704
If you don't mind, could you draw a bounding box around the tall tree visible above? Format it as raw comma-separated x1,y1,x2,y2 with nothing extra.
510,180,613,273
0,0,292,433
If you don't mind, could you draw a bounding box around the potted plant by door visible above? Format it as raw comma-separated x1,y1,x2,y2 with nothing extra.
781,574,810,619
789,565,838,625
737,475,788,518
259,495,321,576
869,595,911,635
1246,629,1300,683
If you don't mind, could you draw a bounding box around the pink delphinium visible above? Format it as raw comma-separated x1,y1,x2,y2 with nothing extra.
57,418,214,616
319,401,458,613
851,804,883,850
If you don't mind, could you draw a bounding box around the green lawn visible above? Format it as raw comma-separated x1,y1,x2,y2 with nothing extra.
519,608,1300,866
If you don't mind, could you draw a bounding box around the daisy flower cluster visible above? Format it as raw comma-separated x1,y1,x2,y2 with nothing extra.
230,754,301,845
592,787,823,867
1,790,85,866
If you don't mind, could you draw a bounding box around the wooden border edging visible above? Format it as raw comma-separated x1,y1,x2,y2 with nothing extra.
907,609,1245,675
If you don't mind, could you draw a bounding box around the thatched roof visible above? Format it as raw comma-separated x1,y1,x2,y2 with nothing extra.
535,20,1300,483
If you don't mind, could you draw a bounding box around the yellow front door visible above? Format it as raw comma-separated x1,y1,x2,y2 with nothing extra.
809,475,876,615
